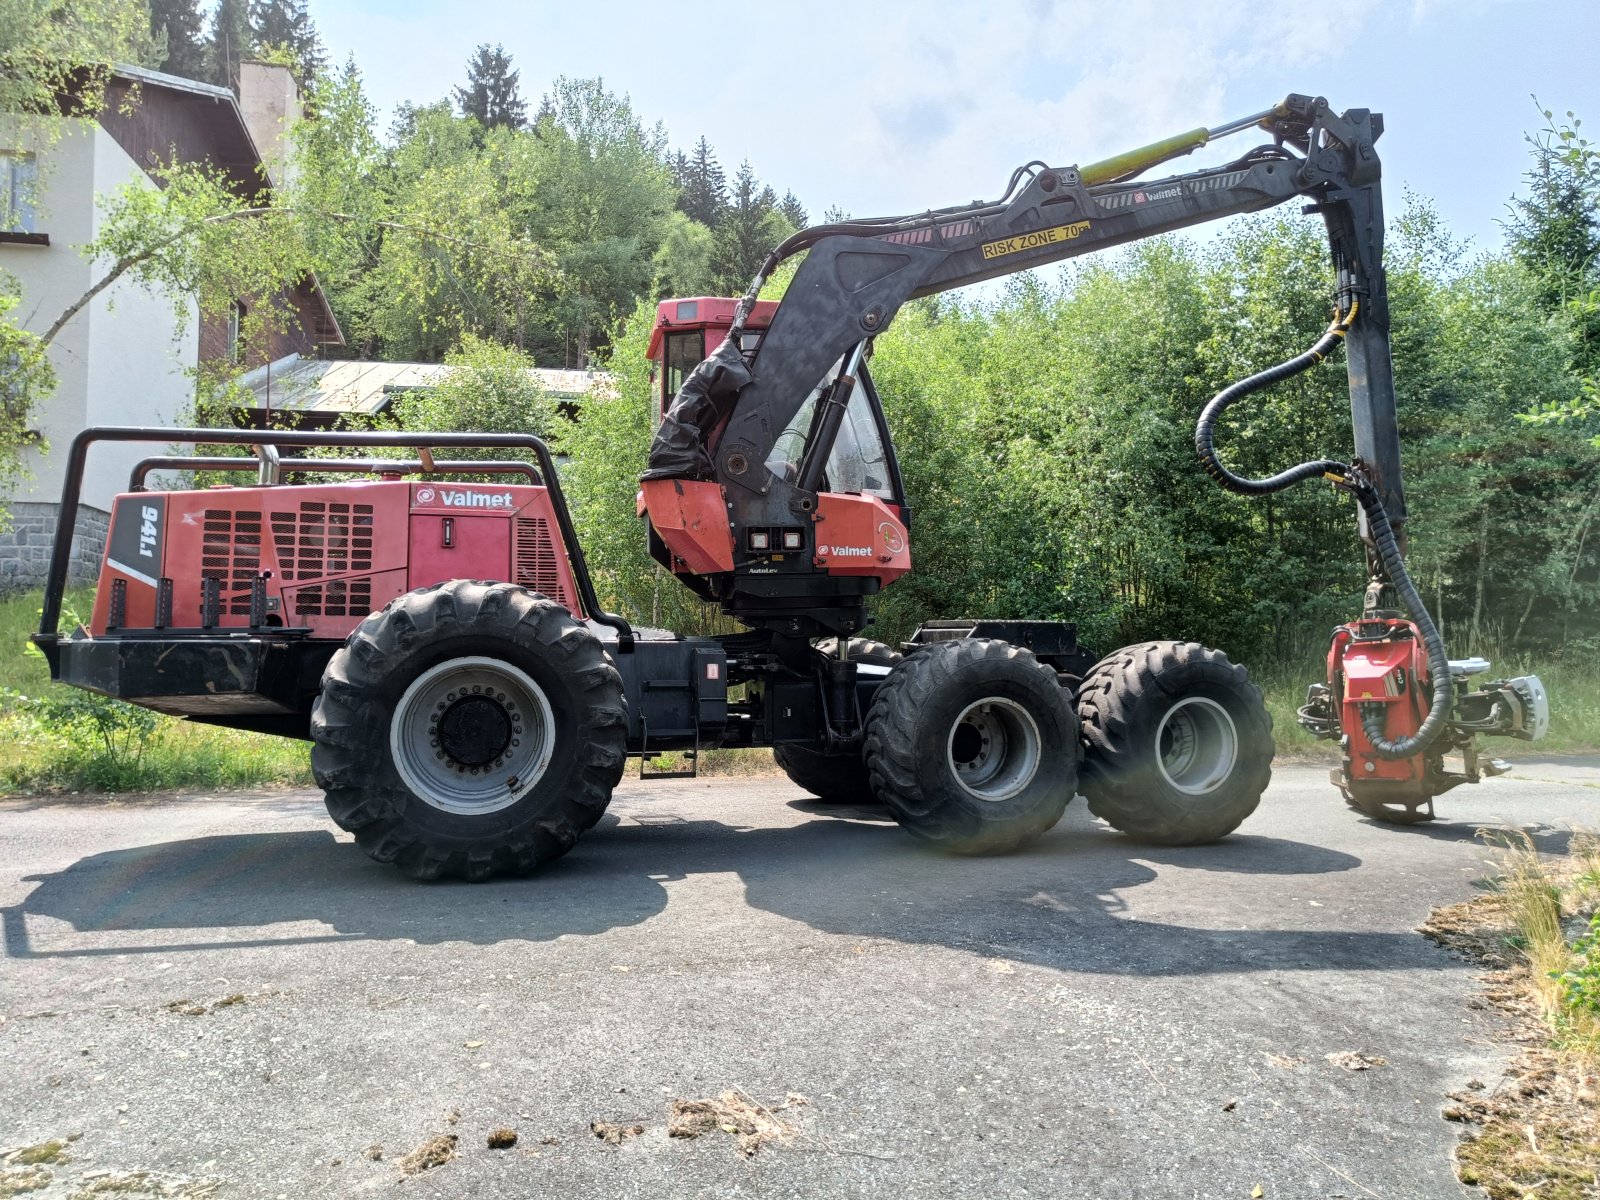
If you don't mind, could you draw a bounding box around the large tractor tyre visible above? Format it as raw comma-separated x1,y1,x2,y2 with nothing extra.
864,639,1079,855
310,579,627,881
773,638,902,803
1077,641,1273,846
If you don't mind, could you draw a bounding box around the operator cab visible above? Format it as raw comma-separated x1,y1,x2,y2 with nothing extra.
642,297,911,638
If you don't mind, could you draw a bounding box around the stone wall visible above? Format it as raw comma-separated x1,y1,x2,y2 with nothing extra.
0,502,109,594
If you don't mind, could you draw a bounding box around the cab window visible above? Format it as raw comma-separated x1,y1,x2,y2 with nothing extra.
662,330,705,415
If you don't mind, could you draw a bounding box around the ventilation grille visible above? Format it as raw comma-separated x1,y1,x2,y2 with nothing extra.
291,577,373,618
201,508,262,616
271,501,374,581
515,516,563,600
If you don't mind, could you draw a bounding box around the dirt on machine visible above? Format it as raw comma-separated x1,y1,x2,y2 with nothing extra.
32,93,1547,879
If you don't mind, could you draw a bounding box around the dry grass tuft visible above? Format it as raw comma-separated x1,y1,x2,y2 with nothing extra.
1422,827,1600,1199
396,1134,457,1175
667,1090,808,1157
588,1121,644,1147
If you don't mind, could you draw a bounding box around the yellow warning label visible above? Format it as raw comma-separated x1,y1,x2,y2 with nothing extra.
980,220,1093,260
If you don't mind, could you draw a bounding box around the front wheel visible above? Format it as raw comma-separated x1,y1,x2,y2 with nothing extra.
865,639,1079,854
1077,641,1273,845
310,580,627,881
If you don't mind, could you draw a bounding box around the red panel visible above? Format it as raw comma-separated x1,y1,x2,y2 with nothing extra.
640,478,734,574
87,478,582,639
409,513,510,591
812,493,911,584
1334,618,1433,786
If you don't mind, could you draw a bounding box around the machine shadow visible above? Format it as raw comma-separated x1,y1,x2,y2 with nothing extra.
4,804,1449,979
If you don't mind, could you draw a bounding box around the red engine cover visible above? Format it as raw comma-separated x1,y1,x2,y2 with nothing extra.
91,480,581,639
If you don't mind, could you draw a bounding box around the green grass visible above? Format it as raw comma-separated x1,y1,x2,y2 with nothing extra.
2,587,1596,795
1252,653,1600,759
0,588,312,795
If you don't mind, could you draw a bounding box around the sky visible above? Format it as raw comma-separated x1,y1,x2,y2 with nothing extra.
316,0,1599,265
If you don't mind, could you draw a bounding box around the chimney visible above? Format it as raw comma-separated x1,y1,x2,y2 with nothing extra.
237,60,302,190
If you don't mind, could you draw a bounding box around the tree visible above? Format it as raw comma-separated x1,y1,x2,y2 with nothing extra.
711,160,794,292
524,77,677,364
454,43,526,131
149,0,208,81
652,212,716,298
387,335,557,453
208,0,254,90
777,189,808,230
674,136,726,228
248,0,326,84
0,0,159,117
0,0,158,520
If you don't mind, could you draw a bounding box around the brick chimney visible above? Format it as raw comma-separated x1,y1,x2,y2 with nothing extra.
237,61,302,190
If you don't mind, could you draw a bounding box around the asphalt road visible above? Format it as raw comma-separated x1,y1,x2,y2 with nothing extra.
2,760,1596,1199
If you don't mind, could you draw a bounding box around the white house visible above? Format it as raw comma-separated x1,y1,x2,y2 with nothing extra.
0,62,341,590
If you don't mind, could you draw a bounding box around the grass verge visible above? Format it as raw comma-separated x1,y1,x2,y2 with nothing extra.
1422,830,1600,1198
0,588,310,794
3,586,1597,794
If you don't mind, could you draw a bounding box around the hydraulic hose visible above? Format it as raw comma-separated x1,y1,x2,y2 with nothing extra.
1193,302,1455,759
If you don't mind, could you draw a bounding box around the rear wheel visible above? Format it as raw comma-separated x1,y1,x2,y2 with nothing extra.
865,639,1078,854
1077,641,1272,845
773,638,901,802
310,579,627,881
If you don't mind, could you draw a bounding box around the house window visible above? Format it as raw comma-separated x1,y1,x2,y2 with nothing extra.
0,153,38,234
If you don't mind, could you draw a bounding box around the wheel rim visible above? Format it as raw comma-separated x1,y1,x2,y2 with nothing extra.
946,696,1041,802
390,656,555,815
1155,696,1238,796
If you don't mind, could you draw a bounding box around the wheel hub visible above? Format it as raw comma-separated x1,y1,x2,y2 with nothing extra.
946,696,1042,803
390,656,555,815
1155,696,1238,795
437,695,513,766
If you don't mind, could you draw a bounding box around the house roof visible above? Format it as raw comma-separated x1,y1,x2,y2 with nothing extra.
84,64,344,346
236,355,612,417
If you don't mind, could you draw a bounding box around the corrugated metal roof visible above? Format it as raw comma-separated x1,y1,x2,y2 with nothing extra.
236,356,613,415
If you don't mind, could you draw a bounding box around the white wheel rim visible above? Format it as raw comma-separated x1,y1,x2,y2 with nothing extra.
390,656,555,815
945,696,1042,802
1155,696,1238,796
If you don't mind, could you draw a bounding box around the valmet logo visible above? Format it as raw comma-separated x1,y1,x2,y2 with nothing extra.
416,486,515,509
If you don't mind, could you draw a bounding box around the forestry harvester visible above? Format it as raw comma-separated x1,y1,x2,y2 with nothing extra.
34,95,1548,878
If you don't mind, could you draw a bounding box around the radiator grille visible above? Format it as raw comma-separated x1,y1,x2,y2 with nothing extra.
515,516,563,600
291,577,373,618
271,501,374,582
201,508,262,616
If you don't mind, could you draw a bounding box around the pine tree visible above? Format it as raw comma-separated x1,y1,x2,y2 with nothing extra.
675,136,727,228
1506,106,1600,372
248,0,326,83
208,0,253,90
454,44,527,130
777,189,808,230
149,0,207,80
712,160,787,291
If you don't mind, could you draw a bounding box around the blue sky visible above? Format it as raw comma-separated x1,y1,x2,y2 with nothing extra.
317,0,1597,260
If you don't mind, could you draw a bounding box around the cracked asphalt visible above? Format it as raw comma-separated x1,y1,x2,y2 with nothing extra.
2,759,1596,1198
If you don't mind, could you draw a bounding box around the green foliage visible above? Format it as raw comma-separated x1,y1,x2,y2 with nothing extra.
0,284,53,510
249,0,325,85
148,0,208,81
0,0,160,118
207,0,252,89
454,42,526,131
386,334,557,454
1557,911,1600,1017
0,590,311,794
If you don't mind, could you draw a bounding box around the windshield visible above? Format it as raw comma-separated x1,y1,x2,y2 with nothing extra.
764,357,894,499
